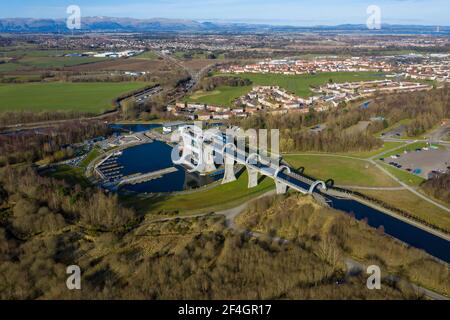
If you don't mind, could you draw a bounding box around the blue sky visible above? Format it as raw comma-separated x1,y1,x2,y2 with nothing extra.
2,0,449,26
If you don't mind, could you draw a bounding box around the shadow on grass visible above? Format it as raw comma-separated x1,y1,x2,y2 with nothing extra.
123,193,173,216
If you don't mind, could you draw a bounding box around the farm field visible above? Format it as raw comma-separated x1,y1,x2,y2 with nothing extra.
0,49,108,72
64,58,166,72
135,51,160,60
186,71,385,106
0,82,148,113
284,154,399,187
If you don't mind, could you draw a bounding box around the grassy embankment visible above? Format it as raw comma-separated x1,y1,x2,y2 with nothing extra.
133,170,275,215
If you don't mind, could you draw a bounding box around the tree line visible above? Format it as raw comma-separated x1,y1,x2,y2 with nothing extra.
0,167,421,299
232,86,450,153
422,173,450,205
199,76,252,92
0,120,109,166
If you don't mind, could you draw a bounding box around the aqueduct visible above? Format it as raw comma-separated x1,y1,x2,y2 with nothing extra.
173,125,327,195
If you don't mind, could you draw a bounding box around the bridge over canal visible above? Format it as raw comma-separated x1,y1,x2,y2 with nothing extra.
173,125,328,196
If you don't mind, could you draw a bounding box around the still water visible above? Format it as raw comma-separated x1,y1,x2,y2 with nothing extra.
113,139,220,193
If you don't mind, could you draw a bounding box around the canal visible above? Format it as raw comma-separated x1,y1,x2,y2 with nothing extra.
111,123,450,263
280,172,450,263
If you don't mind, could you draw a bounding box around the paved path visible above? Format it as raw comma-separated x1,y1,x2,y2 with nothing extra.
337,185,407,191
383,137,450,146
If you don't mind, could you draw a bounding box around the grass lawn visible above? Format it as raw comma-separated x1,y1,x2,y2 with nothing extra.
378,162,425,186
356,189,450,232
80,148,102,168
185,85,252,107
284,154,399,187
134,170,275,215
0,82,148,114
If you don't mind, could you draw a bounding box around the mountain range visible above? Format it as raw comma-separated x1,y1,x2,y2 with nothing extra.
0,17,448,34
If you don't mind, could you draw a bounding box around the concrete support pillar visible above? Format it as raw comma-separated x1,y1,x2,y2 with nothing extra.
247,166,259,189
275,181,288,194
202,145,216,173
222,155,236,184
222,163,236,184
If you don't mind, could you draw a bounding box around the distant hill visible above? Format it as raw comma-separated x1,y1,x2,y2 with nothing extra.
0,17,449,34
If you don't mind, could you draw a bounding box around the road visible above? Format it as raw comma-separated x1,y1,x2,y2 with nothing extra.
424,123,450,144
156,50,217,92
383,137,450,146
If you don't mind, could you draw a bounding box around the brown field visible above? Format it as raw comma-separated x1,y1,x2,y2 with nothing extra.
64,58,168,72
180,59,218,72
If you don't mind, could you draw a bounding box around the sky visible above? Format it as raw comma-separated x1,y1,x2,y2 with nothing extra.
1,0,449,26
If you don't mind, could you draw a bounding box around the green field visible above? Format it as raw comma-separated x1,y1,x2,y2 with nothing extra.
0,49,109,72
134,170,275,215
185,85,252,107
136,51,160,60
284,154,399,187
186,71,385,107
0,82,148,113
217,71,385,97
